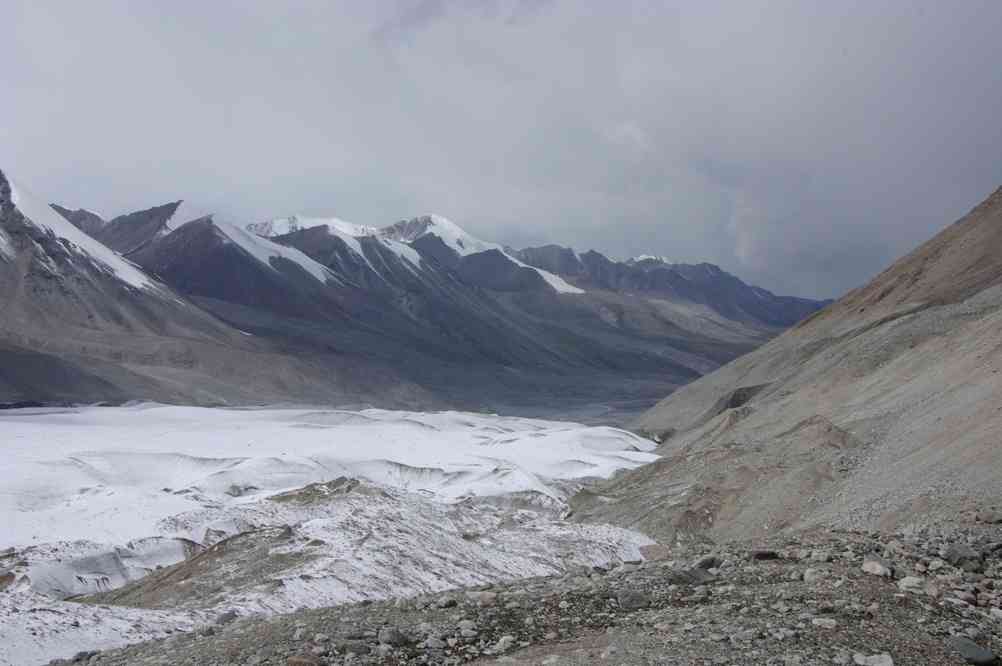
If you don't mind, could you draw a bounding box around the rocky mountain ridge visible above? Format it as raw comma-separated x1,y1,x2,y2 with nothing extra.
0,167,831,416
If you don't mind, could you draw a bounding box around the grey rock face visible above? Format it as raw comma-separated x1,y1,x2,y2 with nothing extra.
50,203,106,235
94,200,183,255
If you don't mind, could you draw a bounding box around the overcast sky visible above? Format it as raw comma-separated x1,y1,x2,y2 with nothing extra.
3,1,1001,298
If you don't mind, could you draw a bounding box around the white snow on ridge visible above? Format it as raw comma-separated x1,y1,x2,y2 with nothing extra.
411,214,585,294
247,215,423,276
248,215,377,239
249,211,581,292
0,227,12,260
377,236,423,267
217,222,334,284
630,254,673,264
7,177,158,291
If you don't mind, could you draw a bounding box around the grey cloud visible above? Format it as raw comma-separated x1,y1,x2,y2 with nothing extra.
2,0,1000,298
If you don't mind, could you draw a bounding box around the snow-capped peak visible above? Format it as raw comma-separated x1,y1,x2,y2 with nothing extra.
2,171,160,291
380,214,496,257
247,215,378,239
214,221,335,284
165,201,215,236
629,254,674,265
383,214,585,294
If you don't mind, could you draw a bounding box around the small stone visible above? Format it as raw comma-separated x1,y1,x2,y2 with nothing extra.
493,635,516,653
214,610,238,625
287,657,320,666
944,544,982,568
378,627,409,647
861,555,894,577
811,617,837,629
898,576,924,592
853,653,894,666
336,641,370,656
750,549,780,561
811,549,832,562
803,568,826,583
695,554,723,570
466,590,498,606
616,589,650,610
948,636,996,665
977,510,1002,524
640,544,671,561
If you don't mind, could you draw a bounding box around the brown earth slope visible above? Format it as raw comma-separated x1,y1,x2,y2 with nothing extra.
572,186,1002,544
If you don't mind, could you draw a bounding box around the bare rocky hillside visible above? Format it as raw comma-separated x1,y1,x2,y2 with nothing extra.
571,186,1002,544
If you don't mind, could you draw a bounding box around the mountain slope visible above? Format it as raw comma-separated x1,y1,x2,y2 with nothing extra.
91,200,184,255
571,185,1002,541
50,204,106,236
0,169,430,408
6,170,827,416
516,247,828,328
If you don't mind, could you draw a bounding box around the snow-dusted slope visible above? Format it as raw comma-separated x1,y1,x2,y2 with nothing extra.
384,214,585,294
216,222,335,283
4,174,158,291
249,215,422,275
0,405,656,665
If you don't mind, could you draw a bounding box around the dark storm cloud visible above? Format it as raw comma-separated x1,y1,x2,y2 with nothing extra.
2,1,1000,298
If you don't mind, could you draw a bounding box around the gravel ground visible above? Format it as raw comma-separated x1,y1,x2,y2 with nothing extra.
48,524,1002,665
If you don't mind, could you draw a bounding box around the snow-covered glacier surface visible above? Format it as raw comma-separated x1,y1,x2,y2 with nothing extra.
0,405,659,665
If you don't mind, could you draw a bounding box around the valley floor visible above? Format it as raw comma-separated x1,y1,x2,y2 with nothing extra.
0,404,657,665
3,406,1000,666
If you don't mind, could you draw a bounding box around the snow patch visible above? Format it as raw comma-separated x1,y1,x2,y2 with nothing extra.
630,254,674,264
248,215,377,239
0,227,12,260
216,222,334,284
393,214,584,294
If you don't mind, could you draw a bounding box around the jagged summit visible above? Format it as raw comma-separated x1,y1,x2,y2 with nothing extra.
50,204,107,236
247,214,378,239
627,254,674,265
380,214,496,257
0,168,158,291
91,200,184,255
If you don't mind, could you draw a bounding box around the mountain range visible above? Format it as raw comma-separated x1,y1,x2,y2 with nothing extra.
0,168,827,418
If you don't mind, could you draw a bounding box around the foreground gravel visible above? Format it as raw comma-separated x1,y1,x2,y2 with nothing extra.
48,523,1002,665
